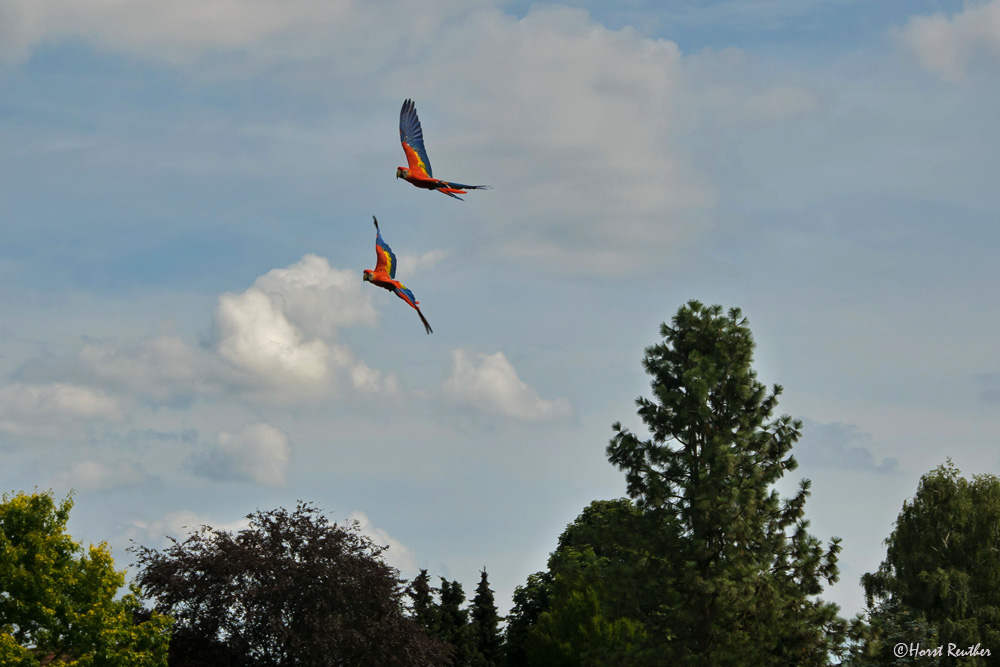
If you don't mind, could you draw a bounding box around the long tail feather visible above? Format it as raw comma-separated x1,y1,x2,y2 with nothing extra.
417,308,433,335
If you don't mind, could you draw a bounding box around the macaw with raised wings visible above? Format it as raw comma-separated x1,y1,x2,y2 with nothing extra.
363,216,433,335
397,98,491,200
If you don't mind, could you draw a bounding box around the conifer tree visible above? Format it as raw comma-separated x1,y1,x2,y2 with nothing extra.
606,301,846,665
408,569,438,634
438,578,480,666
469,568,502,666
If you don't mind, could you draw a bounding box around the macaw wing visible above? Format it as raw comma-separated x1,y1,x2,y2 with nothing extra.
373,217,397,279
394,284,433,334
400,99,433,179
394,284,419,309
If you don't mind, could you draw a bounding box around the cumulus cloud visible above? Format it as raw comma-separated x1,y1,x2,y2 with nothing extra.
897,0,1000,82
796,420,898,474
49,459,151,492
442,349,571,421
6,254,397,415
213,254,394,399
0,383,121,437
348,511,419,577
186,422,292,486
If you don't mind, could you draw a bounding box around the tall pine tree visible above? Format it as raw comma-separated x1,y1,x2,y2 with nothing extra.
606,301,846,665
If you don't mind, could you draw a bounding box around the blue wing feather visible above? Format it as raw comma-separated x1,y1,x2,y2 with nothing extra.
395,285,418,305
400,99,433,178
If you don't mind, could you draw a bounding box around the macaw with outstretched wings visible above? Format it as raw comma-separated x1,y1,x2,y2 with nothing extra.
363,216,433,334
396,98,491,200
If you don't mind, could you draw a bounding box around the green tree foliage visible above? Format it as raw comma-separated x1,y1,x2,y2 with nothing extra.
519,499,650,667
604,300,846,665
469,569,502,667
0,490,172,666
437,579,481,666
502,572,551,667
527,584,645,667
407,569,439,634
855,461,1000,666
843,600,940,667
131,502,449,667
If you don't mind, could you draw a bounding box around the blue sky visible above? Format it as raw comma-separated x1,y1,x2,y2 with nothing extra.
1,0,999,621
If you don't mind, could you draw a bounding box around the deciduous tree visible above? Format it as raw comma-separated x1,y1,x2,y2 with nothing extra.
131,502,449,667
0,490,171,666
855,461,1000,666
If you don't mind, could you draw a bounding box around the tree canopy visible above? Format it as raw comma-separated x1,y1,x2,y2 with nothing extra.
604,301,846,665
0,489,172,667
508,301,847,666
130,502,449,667
854,461,1000,666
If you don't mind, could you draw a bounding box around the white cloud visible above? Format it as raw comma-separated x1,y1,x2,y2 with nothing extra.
250,253,378,337
348,511,419,577
442,349,571,421
897,0,1000,82
0,383,122,437
186,422,292,487
6,255,396,415
215,287,332,389
213,254,393,399
49,459,150,492
0,1,717,274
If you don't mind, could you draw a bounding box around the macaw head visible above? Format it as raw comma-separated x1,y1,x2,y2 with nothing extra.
362,269,373,282
395,167,408,179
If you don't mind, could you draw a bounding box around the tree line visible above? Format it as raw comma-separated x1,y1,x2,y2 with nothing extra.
3,300,999,666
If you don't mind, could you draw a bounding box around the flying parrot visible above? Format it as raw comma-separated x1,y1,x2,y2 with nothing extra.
363,216,433,335
396,98,491,200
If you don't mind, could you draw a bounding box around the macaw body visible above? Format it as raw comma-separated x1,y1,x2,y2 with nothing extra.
363,217,433,334
397,98,490,201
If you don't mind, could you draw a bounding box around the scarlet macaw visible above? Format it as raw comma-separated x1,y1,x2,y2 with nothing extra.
397,99,491,200
363,216,433,334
